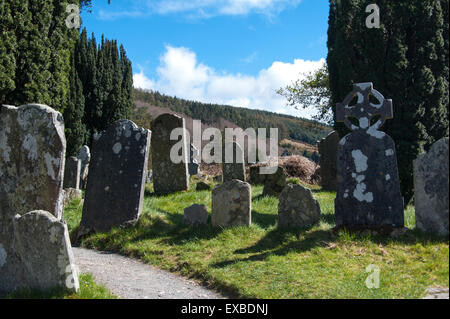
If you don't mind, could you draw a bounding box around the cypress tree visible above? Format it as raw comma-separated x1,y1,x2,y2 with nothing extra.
327,0,449,204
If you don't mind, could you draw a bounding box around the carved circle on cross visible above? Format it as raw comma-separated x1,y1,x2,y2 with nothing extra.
336,82,393,133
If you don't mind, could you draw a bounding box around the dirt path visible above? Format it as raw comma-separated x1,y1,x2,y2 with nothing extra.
72,247,225,299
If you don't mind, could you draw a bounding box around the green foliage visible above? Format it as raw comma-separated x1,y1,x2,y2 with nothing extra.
134,88,332,145
327,0,449,204
277,64,333,124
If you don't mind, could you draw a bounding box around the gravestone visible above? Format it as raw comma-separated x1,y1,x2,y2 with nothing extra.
0,104,78,294
79,120,150,235
196,181,211,191
318,131,339,190
278,184,321,228
222,141,245,182
262,166,287,197
188,143,200,176
146,170,153,184
183,204,209,226
249,165,267,185
211,180,251,227
151,114,189,195
63,188,83,207
77,145,90,189
63,156,81,190
334,83,404,228
414,137,449,236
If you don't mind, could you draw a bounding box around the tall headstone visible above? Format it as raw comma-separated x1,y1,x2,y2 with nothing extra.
188,143,200,176
414,137,449,236
318,131,339,190
151,114,189,195
63,156,81,190
222,141,245,182
79,120,150,235
334,83,404,228
211,180,251,227
77,145,91,189
0,104,78,294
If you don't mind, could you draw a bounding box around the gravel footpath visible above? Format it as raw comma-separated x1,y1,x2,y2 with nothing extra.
72,247,225,299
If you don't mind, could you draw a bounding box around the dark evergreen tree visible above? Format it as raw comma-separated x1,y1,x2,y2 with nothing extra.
327,0,449,204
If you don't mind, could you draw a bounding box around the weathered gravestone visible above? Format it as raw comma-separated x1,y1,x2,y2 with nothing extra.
249,165,267,185
63,188,83,207
278,184,321,228
211,180,251,227
189,143,200,176
184,204,209,226
77,145,91,189
0,104,78,294
318,131,339,191
63,156,81,190
334,83,404,228
222,141,245,182
79,120,150,235
151,114,189,195
414,137,449,236
263,166,287,197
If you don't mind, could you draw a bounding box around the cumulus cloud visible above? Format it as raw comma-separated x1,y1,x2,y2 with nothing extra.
133,45,325,119
99,0,302,20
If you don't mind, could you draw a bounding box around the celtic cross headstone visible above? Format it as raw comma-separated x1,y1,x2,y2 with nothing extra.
334,83,404,228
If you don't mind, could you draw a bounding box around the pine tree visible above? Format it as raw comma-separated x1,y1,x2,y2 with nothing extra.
327,0,449,204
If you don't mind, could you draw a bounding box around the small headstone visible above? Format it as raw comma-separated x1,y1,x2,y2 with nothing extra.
222,141,245,182
0,104,71,294
318,131,339,190
63,156,81,190
77,145,91,189
79,120,150,235
183,204,209,226
151,114,189,195
249,165,267,185
63,188,83,207
278,184,321,228
334,83,404,228
262,166,287,197
11,211,79,293
188,143,200,176
211,180,251,227
414,137,449,236
196,182,211,191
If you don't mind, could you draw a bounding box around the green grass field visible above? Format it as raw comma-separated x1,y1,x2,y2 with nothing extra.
65,180,449,299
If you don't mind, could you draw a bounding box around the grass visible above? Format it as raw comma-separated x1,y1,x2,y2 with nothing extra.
3,273,117,299
65,180,449,299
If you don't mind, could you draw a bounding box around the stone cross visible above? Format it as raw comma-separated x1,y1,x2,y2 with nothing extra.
334,83,404,228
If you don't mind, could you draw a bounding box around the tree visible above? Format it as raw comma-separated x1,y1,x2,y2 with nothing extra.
327,0,449,204
277,64,332,124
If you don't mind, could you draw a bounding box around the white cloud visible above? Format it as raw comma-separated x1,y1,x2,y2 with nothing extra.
98,0,302,20
133,45,325,119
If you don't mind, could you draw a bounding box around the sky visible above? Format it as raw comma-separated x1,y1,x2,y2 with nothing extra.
81,0,330,119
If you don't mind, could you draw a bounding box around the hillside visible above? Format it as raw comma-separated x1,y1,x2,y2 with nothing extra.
132,88,332,146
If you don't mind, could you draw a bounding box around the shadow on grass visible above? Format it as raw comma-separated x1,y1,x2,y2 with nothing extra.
251,210,277,228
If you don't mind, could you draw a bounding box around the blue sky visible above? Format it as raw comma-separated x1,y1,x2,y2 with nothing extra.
81,0,329,119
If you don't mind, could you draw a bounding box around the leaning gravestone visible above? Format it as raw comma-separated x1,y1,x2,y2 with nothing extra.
211,180,251,227
262,166,287,197
188,143,200,176
222,141,245,182
0,104,78,294
278,184,321,228
318,131,339,191
77,145,91,189
63,156,81,190
334,83,404,228
151,114,189,195
414,137,449,236
79,120,150,235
